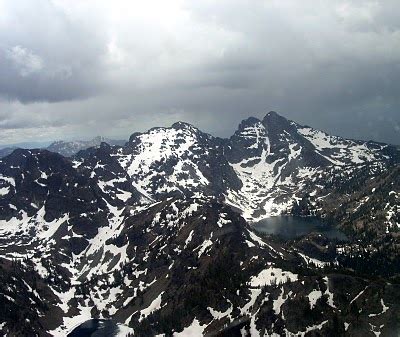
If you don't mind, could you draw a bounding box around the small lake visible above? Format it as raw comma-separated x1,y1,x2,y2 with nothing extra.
253,216,347,240
68,319,121,337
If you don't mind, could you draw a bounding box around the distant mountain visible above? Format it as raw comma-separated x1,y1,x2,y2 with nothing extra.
0,147,17,159
46,136,126,157
0,112,399,336
0,136,125,159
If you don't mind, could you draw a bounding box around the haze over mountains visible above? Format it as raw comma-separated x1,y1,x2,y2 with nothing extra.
0,111,399,336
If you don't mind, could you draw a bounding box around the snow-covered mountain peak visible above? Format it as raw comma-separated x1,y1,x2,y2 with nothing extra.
236,116,262,130
224,112,399,220
263,110,287,122
118,122,240,200
261,111,301,143
171,120,200,132
227,117,268,165
264,110,280,118
125,123,208,159
128,121,206,147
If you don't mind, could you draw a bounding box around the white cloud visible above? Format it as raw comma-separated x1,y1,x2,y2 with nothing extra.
6,45,44,77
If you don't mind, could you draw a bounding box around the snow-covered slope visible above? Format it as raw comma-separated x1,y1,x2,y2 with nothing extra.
297,126,387,165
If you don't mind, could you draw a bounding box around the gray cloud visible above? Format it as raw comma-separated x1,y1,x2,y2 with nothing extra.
0,0,106,102
0,0,399,146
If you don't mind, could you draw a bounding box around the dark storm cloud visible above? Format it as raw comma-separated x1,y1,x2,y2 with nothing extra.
0,0,399,146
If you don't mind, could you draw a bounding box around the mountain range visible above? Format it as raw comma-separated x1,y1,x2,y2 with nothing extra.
0,136,125,159
0,111,399,336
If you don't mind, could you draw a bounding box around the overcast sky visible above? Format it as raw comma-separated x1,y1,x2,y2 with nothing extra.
0,0,399,146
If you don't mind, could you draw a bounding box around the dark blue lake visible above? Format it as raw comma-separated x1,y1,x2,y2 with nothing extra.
253,216,347,240
67,319,120,337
